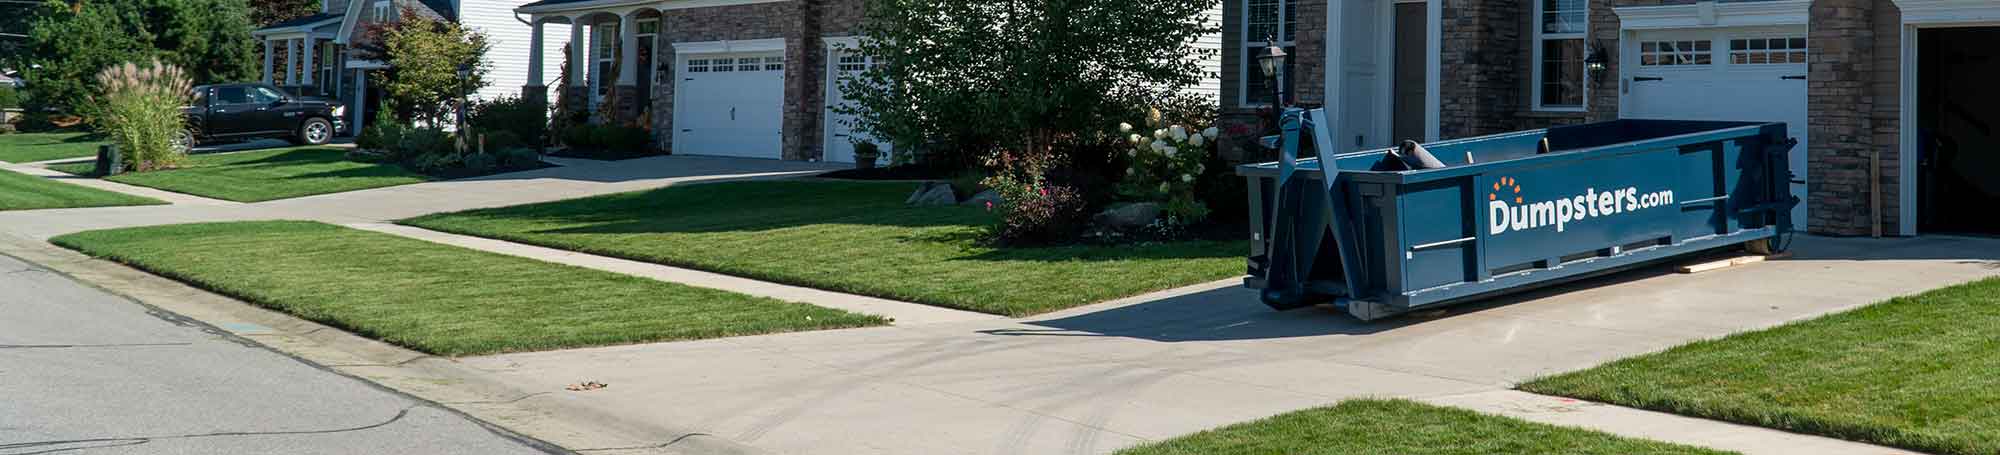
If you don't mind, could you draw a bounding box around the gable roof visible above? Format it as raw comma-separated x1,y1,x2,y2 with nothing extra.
253,12,343,34
515,0,597,9
416,0,457,21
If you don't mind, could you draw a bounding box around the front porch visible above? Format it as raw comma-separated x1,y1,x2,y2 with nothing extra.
516,5,663,127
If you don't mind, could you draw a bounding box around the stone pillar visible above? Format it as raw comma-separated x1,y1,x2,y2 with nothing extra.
262,40,275,84
1807,0,1878,236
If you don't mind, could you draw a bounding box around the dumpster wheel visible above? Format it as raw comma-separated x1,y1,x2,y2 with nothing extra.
1745,238,1778,256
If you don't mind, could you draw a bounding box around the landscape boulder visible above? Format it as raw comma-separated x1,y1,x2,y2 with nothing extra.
907,182,958,206
961,189,1003,208
1092,202,1161,230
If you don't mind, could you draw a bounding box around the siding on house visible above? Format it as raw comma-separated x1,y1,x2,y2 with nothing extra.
459,0,567,102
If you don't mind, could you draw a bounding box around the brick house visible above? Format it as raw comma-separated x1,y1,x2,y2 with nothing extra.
1219,0,2000,237
511,0,1223,164
253,0,561,134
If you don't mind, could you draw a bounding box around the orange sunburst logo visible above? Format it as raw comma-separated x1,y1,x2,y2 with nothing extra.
1491,177,1522,203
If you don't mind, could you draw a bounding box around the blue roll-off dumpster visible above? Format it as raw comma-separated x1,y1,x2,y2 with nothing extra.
1241,108,1798,320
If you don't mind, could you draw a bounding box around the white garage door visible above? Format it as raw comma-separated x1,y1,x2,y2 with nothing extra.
674,52,785,159
1623,26,1809,230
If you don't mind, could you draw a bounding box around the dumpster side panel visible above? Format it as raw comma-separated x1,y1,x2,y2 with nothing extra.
1397,178,1477,292
1478,151,1681,271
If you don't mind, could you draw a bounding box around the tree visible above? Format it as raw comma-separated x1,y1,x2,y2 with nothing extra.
839,0,1218,167
354,8,490,125
22,0,257,112
248,0,319,27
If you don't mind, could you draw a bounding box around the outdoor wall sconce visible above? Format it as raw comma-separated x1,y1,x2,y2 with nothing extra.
1585,45,1609,79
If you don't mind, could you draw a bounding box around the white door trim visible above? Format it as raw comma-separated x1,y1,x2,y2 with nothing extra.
1613,0,1809,30
672,38,786,55
1324,0,1438,146
1892,2,2000,236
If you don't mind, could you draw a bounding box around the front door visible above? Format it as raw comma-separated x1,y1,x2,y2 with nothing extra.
823,47,892,163
1623,26,1810,230
1390,1,1428,144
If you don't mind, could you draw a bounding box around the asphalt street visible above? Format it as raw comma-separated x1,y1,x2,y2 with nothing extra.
0,253,563,455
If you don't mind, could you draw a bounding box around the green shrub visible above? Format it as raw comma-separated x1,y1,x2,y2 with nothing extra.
0,86,21,110
479,130,524,151
396,127,455,164
496,148,541,170
469,96,545,148
462,152,497,174
357,110,406,151
599,125,652,154
90,59,193,172
561,124,596,150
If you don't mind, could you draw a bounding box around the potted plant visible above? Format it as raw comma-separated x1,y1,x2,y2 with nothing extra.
852,140,882,169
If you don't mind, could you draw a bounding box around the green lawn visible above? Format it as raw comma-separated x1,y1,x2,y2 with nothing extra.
49,147,430,202
0,169,165,211
0,131,107,163
1522,277,2000,455
52,221,887,356
402,180,1245,316
1115,399,1732,455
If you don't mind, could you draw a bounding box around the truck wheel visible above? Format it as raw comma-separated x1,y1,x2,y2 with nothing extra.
1745,238,1776,256
170,129,196,154
296,118,333,146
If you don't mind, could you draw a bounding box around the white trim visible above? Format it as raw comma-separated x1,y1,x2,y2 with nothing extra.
1425,0,1440,141
672,38,786,55
518,0,784,15
1899,24,1917,236
336,0,368,45
253,17,344,37
1894,0,2000,25
1614,0,1809,30
825,36,862,50
347,59,389,70
1237,0,1297,107
1531,0,1588,112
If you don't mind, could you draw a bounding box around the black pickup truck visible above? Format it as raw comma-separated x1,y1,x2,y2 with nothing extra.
178,83,345,150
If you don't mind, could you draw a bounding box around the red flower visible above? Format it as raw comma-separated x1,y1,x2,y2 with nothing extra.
985,201,994,211
1039,187,1049,197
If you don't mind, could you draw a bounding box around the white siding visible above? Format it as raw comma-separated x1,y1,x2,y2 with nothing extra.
457,0,567,102
1189,2,1224,101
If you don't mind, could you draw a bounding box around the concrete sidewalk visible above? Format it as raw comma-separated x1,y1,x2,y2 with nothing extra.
448,234,1994,455
0,154,845,240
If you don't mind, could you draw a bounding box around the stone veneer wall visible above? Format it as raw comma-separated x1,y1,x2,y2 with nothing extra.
1806,0,1885,235
650,1,809,158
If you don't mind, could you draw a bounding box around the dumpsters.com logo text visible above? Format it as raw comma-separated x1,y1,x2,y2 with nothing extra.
1489,177,1675,235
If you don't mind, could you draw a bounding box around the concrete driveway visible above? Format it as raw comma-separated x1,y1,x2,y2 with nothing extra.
454,234,2000,455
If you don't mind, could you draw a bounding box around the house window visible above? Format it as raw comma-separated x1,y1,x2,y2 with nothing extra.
1730,37,1807,65
1241,0,1297,106
592,22,617,97
372,0,391,21
1639,40,1710,66
1534,0,1586,110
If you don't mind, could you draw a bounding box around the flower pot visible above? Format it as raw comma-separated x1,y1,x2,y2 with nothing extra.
855,154,879,169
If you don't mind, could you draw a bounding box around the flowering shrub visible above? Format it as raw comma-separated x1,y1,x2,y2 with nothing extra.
89,59,192,172
983,147,1090,245
1117,112,1219,223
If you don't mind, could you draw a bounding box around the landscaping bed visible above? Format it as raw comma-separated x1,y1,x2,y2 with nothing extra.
50,147,433,202
401,180,1246,316
0,169,165,211
1114,399,1732,455
0,131,107,164
1521,277,2000,455
52,221,887,356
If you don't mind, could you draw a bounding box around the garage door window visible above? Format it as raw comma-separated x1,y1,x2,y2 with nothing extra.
1640,40,1711,66
1730,37,1807,65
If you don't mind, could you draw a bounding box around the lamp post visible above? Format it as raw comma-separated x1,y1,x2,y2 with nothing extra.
455,62,471,152
1256,37,1288,133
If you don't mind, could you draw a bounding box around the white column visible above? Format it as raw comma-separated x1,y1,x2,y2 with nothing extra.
527,21,545,86
285,39,300,86
301,37,317,86
569,20,588,88
616,14,638,86
262,40,275,83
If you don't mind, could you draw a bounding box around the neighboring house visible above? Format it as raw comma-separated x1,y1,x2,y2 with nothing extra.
1219,0,2000,238
510,0,1223,164
251,0,566,134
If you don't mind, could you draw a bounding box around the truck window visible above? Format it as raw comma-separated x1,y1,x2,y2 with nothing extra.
215,86,251,104
251,87,284,104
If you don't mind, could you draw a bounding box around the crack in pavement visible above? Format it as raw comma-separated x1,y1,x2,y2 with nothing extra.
0,405,418,455
0,342,193,350
572,432,713,453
